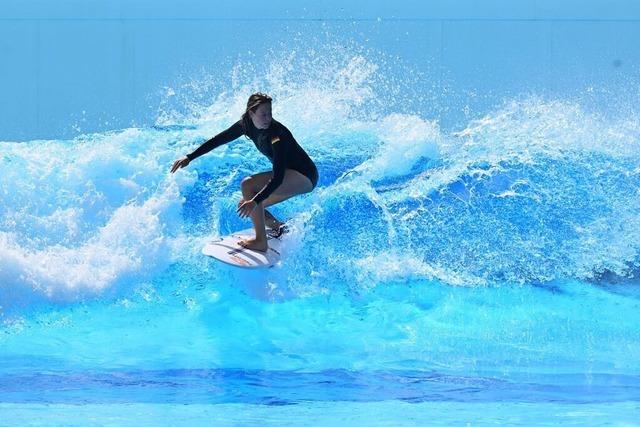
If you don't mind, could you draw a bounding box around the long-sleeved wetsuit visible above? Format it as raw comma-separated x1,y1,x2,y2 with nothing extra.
186,119,318,204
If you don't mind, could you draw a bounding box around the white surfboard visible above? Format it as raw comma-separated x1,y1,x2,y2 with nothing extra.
202,227,289,268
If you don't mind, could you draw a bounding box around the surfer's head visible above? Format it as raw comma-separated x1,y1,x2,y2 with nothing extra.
244,92,272,130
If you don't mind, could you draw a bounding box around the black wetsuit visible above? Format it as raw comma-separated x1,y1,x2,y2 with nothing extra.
186,119,318,204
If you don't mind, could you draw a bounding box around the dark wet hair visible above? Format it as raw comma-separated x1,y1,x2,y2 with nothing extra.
241,92,272,138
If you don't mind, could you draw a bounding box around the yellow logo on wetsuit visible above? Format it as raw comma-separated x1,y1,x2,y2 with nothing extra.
271,136,281,144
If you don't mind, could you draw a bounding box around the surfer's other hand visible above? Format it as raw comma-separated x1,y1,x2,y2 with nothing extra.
237,199,258,218
170,156,190,173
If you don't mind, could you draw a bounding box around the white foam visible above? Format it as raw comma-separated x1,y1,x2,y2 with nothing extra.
2,51,640,306
355,252,485,287
0,185,182,302
355,113,440,180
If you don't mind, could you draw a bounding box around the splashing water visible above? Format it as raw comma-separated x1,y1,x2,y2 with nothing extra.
1,48,639,423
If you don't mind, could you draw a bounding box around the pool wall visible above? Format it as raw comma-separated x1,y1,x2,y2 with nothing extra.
1,0,639,141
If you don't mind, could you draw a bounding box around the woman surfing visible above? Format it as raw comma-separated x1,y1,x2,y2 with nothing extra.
170,92,318,252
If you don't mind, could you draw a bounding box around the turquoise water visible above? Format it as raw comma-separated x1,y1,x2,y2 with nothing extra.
1,49,640,425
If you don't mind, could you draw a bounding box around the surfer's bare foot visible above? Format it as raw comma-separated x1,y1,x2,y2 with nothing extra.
265,218,285,230
264,209,285,230
238,237,268,252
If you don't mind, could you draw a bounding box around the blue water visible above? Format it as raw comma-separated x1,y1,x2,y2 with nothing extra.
1,48,640,425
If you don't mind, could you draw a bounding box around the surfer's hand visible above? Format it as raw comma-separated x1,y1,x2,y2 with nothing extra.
170,156,190,173
237,199,258,218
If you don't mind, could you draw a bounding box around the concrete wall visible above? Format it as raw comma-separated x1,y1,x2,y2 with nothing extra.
2,0,639,140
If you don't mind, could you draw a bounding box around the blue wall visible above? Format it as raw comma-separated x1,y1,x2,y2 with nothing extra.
2,0,639,141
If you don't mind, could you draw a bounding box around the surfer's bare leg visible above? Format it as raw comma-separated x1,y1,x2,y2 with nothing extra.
239,179,268,252
260,171,312,207
238,169,313,250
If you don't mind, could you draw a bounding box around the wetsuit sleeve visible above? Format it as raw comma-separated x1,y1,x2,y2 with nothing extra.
252,134,288,204
186,120,244,161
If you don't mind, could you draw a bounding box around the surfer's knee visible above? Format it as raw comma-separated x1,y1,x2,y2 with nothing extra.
241,176,258,198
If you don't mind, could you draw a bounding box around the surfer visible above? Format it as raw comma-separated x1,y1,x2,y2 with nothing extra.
170,92,318,252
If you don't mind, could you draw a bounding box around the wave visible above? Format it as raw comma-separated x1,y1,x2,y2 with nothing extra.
1,50,639,308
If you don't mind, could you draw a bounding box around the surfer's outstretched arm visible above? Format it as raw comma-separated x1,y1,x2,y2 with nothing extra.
170,120,244,173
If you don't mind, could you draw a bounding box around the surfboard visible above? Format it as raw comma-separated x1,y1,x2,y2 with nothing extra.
202,226,289,268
